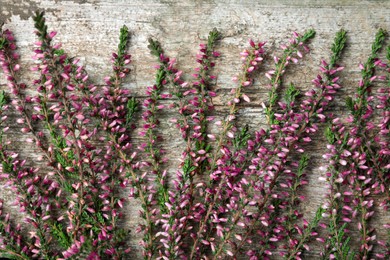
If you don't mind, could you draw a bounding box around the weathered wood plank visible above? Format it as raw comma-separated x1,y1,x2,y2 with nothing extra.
0,0,389,259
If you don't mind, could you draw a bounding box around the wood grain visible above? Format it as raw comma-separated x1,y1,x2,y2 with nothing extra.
0,0,389,258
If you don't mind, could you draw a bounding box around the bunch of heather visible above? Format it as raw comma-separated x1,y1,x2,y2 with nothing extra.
143,28,348,260
320,29,390,260
0,11,133,259
198,29,346,260
0,10,389,260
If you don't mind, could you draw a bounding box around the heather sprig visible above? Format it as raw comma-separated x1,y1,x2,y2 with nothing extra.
140,66,170,214
146,38,196,259
188,28,221,174
147,38,190,139
320,123,356,259
286,206,325,260
31,12,97,256
265,29,315,125
147,30,223,259
188,38,266,259
0,21,65,259
344,29,386,259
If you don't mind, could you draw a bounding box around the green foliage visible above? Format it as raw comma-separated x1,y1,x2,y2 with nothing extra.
325,222,355,260
125,97,139,127
325,125,336,144
0,37,6,50
298,29,316,44
345,96,354,112
0,90,9,108
0,252,28,260
51,134,76,178
182,157,196,182
284,83,300,105
33,11,49,44
148,38,163,58
266,29,316,126
53,49,65,56
155,67,166,89
362,28,386,85
50,222,71,249
287,206,325,260
330,29,347,67
207,28,222,50
232,124,250,150
387,45,390,61
118,25,129,60
311,206,325,228
81,211,105,233
297,153,309,175
266,85,279,125
351,28,387,122
1,158,12,174
371,28,387,55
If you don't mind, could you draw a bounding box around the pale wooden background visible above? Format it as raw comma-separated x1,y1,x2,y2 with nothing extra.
0,0,389,259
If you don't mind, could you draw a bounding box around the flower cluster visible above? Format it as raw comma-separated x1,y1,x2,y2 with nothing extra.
0,11,389,260
320,29,390,260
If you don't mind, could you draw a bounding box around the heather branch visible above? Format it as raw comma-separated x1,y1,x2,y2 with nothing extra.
286,207,325,259
321,126,355,259
265,29,315,125
141,67,169,214
346,28,386,124
189,28,221,174
0,25,70,259
209,39,266,172
349,29,386,259
32,12,89,243
148,30,223,258
0,29,61,177
206,32,318,258
189,39,266,259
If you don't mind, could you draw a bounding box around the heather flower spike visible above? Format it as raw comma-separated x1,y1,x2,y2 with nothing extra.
320,28,389,260
265,29,316,125
0,11,389,260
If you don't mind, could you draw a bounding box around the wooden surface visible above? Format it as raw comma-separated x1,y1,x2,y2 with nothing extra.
1,0,389,259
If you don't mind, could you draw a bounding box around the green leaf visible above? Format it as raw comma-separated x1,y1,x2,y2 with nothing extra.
33,11,49,43
345,96,354,112
330,29,347,67
371,28,387,55
298,29,316,43
125,97,139,126
297,154,310,175
182,158,196,180
233,124,251,150
387,45,390,62
325,126,336,144
284,83,300,105
0,37,7,50
118,25,129,59
207,28,222,49
148,38,163,58
2,160,12,173
0,91,9,108
50,222,71,249
155,67,166,88
53,49,65,56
